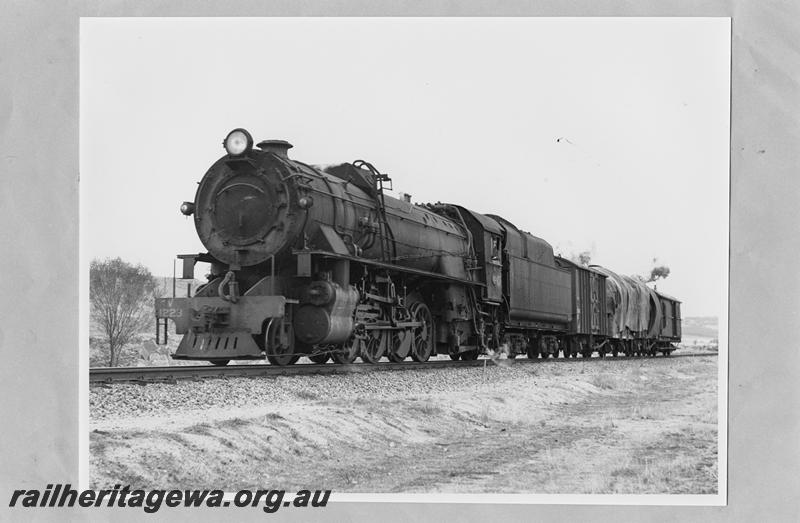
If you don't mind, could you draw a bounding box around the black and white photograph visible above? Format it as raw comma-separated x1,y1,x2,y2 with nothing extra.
81,17,728,502
9,3,800,521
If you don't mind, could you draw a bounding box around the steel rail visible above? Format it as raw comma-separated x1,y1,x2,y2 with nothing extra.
89,352,717,384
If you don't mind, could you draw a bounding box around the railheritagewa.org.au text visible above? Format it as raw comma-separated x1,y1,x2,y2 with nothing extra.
9,484,331,513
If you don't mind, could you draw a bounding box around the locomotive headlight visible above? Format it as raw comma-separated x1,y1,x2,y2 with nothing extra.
180,201,195,216
223,128,253,156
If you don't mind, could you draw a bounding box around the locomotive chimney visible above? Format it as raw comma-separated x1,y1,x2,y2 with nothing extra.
257,139,293,159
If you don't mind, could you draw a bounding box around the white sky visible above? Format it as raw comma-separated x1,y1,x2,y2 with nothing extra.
81,17,729,318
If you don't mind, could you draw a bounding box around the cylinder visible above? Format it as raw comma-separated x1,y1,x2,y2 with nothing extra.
293,282,359,345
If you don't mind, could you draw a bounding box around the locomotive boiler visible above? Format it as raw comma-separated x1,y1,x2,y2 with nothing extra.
155,129,681,366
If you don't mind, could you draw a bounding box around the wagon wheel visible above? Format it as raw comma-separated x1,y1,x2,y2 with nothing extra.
210,359,230,366
449,352,461,361
625,340,634,357
580,339,592,358
409,302,434,362
332,336,359,364
526,339,538,359
359,329,387,364
265,319,300,366
460,349,479,360
538,338,550,358
562,339,573,358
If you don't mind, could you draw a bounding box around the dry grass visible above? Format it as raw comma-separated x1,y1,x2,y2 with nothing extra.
478,403,493,425
606,448,717,493
695,405,717,425
537,447,559,477
630,404,660,420
418,403,442,416
590,374,618,390
599,423,718,494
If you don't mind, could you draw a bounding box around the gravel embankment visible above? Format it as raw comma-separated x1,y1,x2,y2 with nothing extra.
89,354,713,422
90,362,529,421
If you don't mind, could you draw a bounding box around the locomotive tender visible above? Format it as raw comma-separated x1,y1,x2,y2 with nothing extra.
155,129,681,366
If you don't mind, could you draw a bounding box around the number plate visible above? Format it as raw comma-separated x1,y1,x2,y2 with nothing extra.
156,307,184,318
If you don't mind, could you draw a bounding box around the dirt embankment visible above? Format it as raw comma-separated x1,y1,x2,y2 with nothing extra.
90,355,718,494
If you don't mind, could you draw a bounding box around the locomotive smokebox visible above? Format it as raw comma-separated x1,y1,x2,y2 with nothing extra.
257,139,293,158
193,141,303,267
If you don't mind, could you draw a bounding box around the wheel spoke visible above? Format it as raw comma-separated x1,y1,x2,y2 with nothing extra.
266,319,298,366
332,337,359,364
410,302,433,362
387,331,407,362
359,332,386,364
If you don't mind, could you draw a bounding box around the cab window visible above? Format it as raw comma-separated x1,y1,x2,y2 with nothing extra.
490,236,501,261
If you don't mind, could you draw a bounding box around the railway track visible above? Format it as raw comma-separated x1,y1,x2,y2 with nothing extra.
89,351,717,384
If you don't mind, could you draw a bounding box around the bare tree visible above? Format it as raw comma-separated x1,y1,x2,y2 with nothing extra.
90,258,158,367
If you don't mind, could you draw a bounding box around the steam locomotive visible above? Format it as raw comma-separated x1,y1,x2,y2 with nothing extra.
155,129,681,366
